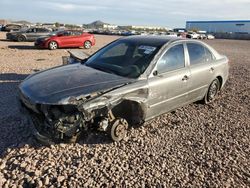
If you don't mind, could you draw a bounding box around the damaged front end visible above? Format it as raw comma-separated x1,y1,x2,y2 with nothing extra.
37,105,85,141
17,59,147,144
19,97,87,144
19,90,135,144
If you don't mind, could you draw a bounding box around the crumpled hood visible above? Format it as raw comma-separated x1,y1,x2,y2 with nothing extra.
19,64,134,104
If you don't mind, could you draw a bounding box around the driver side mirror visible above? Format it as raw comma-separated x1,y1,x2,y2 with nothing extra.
153,70,158,76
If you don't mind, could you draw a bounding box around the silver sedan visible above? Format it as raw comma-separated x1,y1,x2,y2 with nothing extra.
19,36,229,144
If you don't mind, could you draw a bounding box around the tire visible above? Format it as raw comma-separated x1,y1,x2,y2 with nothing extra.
109,118,128,142
204,78,220,104
17,35,25,42
84,40,92,49
49,41,58,50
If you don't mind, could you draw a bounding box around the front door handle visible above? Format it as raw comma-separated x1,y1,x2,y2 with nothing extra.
182,75,189,81
209,67,214,72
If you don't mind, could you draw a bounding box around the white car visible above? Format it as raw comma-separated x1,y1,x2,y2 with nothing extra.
166,32,178,37
187,32,200,39
207,34,215,40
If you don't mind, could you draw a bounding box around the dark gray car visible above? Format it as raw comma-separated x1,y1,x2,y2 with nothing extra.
6,27,52,42
18,36,229,144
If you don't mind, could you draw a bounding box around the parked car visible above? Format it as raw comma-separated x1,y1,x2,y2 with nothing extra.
186,32,200,39
166,32,178,37
2,24,23,32
198,34,207,39
207,34,215,40
35,30,95,50
173,28,187,33
6,27,52,42
18,36,229,144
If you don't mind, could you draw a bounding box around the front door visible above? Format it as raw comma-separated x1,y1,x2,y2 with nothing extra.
59,31,75,47
146,43,191,120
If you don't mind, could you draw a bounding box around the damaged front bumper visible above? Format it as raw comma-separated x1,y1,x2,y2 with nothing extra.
18,99,55,145
18,97,85,145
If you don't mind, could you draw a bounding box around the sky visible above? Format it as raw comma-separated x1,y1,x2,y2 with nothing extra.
0,0,250,28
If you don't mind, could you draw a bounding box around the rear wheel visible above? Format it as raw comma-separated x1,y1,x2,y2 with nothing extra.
17,35,25,42
49,41,58,50
84,40,92,49
204,78,220,104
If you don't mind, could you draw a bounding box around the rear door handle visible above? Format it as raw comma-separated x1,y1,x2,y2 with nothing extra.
182,75,189,81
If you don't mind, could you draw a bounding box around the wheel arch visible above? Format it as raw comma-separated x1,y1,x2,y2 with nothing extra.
84,39,92,44
111,99,146,125
21,34,27,40
17,34,27,41
216,75,223,90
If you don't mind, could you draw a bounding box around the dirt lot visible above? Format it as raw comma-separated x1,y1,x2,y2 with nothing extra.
0,32,249,187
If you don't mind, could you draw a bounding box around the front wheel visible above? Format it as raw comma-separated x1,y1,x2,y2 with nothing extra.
49,41,58,50
17,35,25,42
84,40,92,49
109,118,128,142
204,78,220,104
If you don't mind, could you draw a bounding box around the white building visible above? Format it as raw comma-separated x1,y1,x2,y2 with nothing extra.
131,25,166,30
103,24,118,29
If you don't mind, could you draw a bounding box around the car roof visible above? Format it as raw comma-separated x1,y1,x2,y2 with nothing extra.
121,35,184,46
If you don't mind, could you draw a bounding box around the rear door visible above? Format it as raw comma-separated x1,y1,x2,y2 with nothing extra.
35,28,50,39
147,43,191,119
186,42,216,102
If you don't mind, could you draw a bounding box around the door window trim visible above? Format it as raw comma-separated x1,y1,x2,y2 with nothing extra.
185,41,215,67
150,42,188,77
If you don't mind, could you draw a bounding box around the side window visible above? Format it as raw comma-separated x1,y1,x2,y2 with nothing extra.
102,43,128,58
187,43,213,65
36,28,43,32
73,32,82,36
37,28,48,33
157,44,185,73
204,47,214,62
62,31,71,36
26,29,33,33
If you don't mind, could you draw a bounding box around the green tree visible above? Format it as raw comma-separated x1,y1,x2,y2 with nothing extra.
55,22,60,27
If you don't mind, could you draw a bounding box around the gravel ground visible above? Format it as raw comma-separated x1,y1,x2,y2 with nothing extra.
0,32,249,187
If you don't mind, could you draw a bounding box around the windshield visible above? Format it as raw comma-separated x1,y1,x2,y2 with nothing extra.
85,39,162,78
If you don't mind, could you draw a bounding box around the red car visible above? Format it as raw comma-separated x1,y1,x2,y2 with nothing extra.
35,30,95,50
